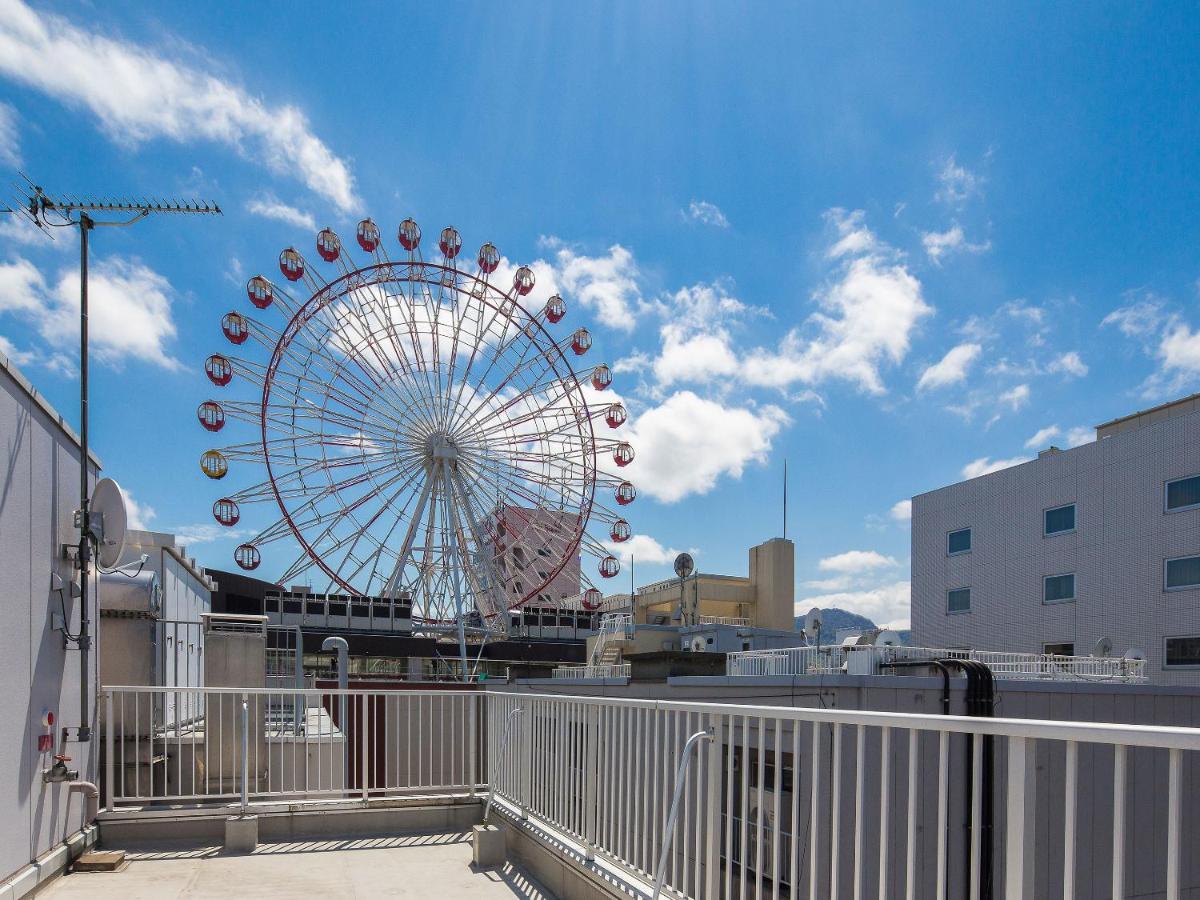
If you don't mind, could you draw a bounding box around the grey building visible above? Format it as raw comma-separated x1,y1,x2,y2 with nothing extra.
912,392,1200,685
0,349,101,891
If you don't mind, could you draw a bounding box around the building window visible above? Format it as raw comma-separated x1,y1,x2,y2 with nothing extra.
947,528,972,556
1044,503,1076,535
947,587,971,614
1165,555,1200,591
1165,475,1200,512
1044,642,1075,656
1165,636,1200,668
1043,573,1076,604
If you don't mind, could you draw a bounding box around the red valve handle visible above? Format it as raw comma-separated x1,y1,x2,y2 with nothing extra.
53,754,71,762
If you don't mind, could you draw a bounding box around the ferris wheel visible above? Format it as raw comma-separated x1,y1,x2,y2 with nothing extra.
197,218,636,628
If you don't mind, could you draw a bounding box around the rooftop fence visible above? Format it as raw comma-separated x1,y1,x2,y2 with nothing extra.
102,685,1198,899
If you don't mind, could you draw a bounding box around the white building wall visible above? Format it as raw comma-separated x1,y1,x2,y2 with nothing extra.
0,352,100,883
912,407,1200,685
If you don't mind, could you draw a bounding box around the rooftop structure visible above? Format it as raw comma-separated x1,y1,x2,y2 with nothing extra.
912,393,1200,684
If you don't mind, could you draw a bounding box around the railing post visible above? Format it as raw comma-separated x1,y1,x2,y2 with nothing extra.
583,702,598,861
1004,736,1036,900
469,693,478,798
703,712,722,899
360,693,369,804
240,692,249,815
104,690,114,811
520,701,529,819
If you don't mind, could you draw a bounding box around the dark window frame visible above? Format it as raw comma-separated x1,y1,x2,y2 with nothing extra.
1165,474,1200,513
1044,503,1077,536
1164,635,1200,669
1044,641,1075,657
947,527,972,556
947,587,971,614
1164,554,1200,592
1043,572,1076,604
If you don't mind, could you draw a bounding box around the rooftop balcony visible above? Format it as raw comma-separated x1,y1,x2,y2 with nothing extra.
67,685,1200,899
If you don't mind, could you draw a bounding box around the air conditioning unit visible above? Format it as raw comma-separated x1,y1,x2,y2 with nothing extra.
747,791,778,874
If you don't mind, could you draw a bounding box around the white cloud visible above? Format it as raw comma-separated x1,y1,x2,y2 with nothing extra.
921,224,990,263
605,533,681,566
1024,425,1061,449
1065,426,1093,447
890,499,912,522
1102,298,1164,338
649,281,754,387
999,383,1030,411
916,342,981,390
0,255,181,370
681,200,730,228
1159,322,1200,374
246,196,316,230
0,333,35,366
542,239,643,331
1047,351,1088,378
624,390,788,503
818,549,898,573
0,101,18,165
961,455,1031,479
41,258,181,369
741,209,932,395
0,0,358,211
935,155,982,206
169,524,251,547
0,257,44,314
119,486,156,531
612,351,653,375
797,580,911,630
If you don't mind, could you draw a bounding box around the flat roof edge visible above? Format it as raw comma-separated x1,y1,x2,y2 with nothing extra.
1,346,103,469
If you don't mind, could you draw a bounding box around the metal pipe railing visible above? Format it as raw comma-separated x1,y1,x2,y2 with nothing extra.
651,727,713,899
484,707,523,824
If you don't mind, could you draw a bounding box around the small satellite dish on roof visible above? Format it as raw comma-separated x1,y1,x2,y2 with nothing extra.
803,607,823,644
874,629,901,647
1093,636,1113,658
91,478,128,568
673,552,694,579
1123,647,1145,661
689,635,706,653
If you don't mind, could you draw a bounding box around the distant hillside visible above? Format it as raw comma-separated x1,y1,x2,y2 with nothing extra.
793,607,875,634
792,608,913,645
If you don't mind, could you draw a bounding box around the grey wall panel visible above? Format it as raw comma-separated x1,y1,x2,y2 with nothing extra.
0,365,99,883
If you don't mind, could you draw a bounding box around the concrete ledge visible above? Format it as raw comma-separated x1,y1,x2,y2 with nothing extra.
99,800,482,847
494,808,639,900
0,825,98,899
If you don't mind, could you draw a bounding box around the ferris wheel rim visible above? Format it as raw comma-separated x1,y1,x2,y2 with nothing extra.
257,258,600,619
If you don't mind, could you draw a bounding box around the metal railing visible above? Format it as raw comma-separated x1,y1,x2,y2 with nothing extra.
485,691,1200,900
698,616,751,627
727,643,1148,682
727,645,847,676
552,664,632,680
100,686,1200,899
102,687,479,806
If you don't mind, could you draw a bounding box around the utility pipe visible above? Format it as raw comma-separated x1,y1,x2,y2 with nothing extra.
69,781,99,824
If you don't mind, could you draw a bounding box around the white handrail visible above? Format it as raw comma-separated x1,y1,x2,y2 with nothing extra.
485,707,522,823
651,727,714,899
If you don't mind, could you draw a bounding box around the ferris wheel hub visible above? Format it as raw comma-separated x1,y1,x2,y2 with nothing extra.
428,433,460,463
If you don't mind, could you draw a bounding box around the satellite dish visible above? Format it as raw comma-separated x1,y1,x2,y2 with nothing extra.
690,636,706,653
874,629,901,647
803,607,823,643
91,478,128,568
1093,636,1113,658
1123,647,1145,661
673,552,694,579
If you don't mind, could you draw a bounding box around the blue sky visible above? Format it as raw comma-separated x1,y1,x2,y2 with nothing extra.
1,1,1199,626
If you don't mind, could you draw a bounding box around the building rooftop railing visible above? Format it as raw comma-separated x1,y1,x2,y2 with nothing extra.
726,643,1148,682
551,663,631,680
697,615,751,627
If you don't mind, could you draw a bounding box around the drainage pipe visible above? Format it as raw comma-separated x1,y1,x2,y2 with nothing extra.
69,781,99,824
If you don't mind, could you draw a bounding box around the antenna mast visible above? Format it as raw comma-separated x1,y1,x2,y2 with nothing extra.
783,459,788,539
3,175,221,743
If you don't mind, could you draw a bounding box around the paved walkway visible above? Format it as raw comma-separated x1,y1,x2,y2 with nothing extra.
42,832,552,899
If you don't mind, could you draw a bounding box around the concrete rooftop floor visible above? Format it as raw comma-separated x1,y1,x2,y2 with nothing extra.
42,832,552,899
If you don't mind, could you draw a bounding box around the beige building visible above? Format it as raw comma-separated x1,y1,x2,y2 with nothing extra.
629,537,794,629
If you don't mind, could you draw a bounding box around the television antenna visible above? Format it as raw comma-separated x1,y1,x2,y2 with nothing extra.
673,552,694,626
1093,636,1113,658
2,174,220,742
88,478,129,568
